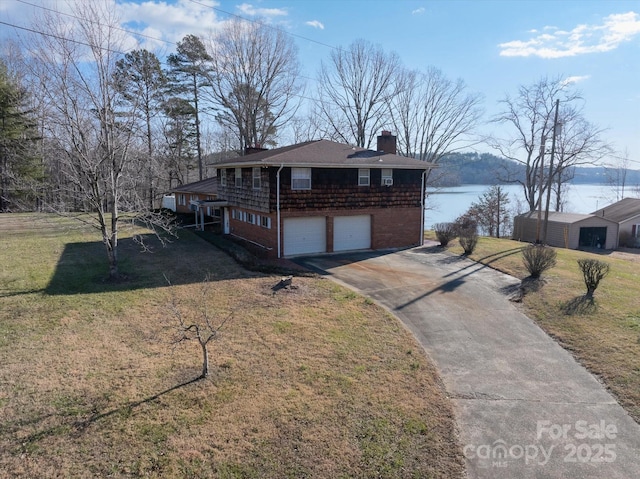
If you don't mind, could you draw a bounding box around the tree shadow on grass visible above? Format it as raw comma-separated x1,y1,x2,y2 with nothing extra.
41,231,255,296
16,376,204,451
561,296,597,316
73,376,203,433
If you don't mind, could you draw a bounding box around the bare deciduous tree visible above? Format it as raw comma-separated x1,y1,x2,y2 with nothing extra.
604,149,632,203
22,0,174,280
550,104,610,210
491,76,608,212
315,39,401,148
205,18,302,153
389,67,483,165
166,275,232,379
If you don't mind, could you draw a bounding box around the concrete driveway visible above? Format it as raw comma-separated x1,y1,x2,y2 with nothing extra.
296,246,640,479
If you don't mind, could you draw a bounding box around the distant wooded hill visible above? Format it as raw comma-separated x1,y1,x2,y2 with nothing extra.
433,152,640,187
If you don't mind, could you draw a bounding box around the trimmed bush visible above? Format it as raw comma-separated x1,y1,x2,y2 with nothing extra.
577,258,610,299
433,222,457,247
458,228,479,255
522,244,557,278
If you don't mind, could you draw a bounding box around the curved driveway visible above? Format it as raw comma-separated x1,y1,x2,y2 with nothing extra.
296,246,640,479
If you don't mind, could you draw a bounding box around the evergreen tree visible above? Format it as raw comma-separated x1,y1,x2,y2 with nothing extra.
114,49,167,208
0,59,41,211
166,35,212,180
161,97,197,187
458,185,512,237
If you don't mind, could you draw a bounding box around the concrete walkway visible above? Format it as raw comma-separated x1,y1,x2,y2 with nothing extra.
296,246,640,479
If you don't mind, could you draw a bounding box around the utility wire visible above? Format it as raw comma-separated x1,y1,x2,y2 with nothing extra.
0,19,127,55
15,0,176,46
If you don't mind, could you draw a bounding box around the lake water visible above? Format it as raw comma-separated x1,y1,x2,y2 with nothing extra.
424,183,619,230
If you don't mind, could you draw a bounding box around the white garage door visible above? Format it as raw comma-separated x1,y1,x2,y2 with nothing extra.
283,217,326,256
334,215,371,252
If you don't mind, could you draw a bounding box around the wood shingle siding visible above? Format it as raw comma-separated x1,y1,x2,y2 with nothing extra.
273,168,422,211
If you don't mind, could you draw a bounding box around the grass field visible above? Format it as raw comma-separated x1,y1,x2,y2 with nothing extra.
427,232,640,423
0,214,464,478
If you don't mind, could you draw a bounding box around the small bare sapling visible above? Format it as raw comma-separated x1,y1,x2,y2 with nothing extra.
165,274,232,378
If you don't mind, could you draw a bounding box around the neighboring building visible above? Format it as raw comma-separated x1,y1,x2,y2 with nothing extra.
513,211,618,249
211,132,435,258
514,198,640,250
591,197,640,247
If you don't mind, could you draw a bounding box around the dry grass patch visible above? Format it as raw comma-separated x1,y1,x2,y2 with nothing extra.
442,235,640,423
0,214,464,478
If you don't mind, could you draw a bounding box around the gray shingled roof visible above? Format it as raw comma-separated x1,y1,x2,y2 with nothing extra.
517,211,596,224
173,177,219,194
591,197,640,223
516,211,621,225
215,139,435,170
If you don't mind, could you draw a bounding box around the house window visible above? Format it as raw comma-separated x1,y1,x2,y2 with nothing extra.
247,212,255,224
220,169,227,187
381,168,393,186
190,195,198,202
235,168,242,187
358,168,370,186
261,216,271,229
292,167,311,190
253,167,261,189
178,194,186,206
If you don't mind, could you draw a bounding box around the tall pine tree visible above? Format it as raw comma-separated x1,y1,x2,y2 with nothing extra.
166,35,212,181
0,59,41,211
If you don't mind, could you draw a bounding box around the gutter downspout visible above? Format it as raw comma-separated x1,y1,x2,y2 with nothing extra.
277,164,284,258
421,169,427,246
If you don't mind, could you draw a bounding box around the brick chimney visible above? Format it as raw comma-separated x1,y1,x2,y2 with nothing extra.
377,130,396,154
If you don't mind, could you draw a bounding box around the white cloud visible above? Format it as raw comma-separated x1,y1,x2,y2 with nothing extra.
305,20,324,30
561,75,591,86
412,7,425,15
499,11,640,58
236,3,287,18
117,0,223,45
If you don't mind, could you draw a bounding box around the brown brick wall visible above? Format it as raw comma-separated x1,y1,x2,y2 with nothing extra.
228,208,278,257
371,207,422,249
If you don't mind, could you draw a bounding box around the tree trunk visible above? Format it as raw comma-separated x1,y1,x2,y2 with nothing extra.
200,341,209,378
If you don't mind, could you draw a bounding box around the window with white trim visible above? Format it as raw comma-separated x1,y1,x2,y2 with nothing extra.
261,216,271,229
178,194,186,206
247,212,255,224
381,168,393,186
291,167,311,190
358,168,370,186
252,167,261,189
235,168,242,187
220,169,227,187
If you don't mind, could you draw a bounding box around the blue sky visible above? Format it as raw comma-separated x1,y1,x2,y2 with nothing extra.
1,0,639,165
